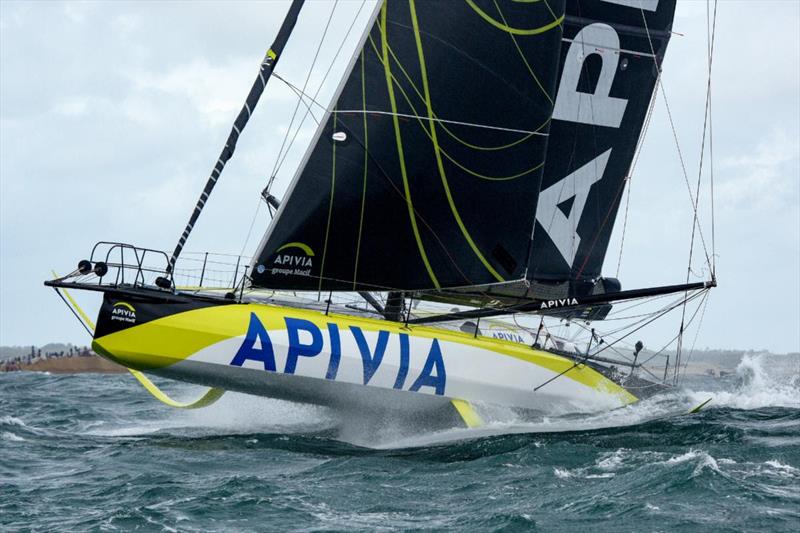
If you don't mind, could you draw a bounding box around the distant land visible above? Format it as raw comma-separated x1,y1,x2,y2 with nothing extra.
0,344,125,373
1,343,797,376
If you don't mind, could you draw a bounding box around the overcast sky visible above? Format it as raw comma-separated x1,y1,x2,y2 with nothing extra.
1,0,798,354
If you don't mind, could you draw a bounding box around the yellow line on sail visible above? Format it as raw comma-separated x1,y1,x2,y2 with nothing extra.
368,35,545,181
380,2,440,289
276,242,315,256
465,0,564,35
493,0,555,105
382,39,548,152
409,0,505,282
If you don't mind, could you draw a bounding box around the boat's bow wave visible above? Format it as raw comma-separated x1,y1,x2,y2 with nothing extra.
75,351,797,450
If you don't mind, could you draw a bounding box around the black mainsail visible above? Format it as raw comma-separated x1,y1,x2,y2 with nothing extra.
531,0,677,284
437,0,679,311
251,0,566,292
249,0,679,310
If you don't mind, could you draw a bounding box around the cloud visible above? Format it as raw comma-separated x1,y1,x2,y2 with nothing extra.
718,128,799,211
126,58,283,127
62,2,92,24
52,97,89,117
113,13,140,34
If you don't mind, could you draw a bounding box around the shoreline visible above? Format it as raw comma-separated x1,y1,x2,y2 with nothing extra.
3,354,126,374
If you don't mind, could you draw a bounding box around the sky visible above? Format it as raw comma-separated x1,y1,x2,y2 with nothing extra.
0,0,798,354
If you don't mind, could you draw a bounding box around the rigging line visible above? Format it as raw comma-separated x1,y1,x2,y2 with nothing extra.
605,291,706,368
679,288,711,382
274,73,328,113
273,74,323,124
676,2,717,384
574,173,628,279
541,0,562,28
318,110,338,298
602,291,680,319
614,179,632,278
593,292,699,339
167,0,305,273
379,36,550,150
662,0,716,377
616,80,660,278
685,0,719,283
268,0,339,187
339,113,492,294
267,0,367,193
465,0,564,36
436,118,547,152
370,37,546,182
337,108,548,138
674,288,710,383
53,288,94,337
410,0,505,283
238,199,263,258
380,3,440,289
640,9,713,273
708,0,718,277
493,0,555,105
570,321,635,363
589,289,707,362
593,299,688,343
353,50,369,290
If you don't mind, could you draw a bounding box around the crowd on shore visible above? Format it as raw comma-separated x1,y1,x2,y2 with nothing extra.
0,346,95,372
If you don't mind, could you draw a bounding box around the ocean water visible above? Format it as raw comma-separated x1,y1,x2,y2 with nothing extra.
1,355,798,532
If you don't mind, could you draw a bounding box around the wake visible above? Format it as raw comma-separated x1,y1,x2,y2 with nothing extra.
82,353,798,449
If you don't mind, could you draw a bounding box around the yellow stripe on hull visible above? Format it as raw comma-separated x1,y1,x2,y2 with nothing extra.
93,301,637,411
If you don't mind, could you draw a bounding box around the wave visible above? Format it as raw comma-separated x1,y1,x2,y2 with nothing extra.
1,415,27,427
84,392,335,438
687,354,799,409
1,431,24,442
68,352,797,449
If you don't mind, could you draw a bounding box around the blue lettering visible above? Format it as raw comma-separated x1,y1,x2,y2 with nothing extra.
230,313,276,371
410,339,446,395
393,333,410,389
350,326,388,384
284,317,322,374
325,323,341,380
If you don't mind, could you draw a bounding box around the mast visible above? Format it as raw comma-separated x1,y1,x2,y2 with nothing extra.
166,0,306,274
